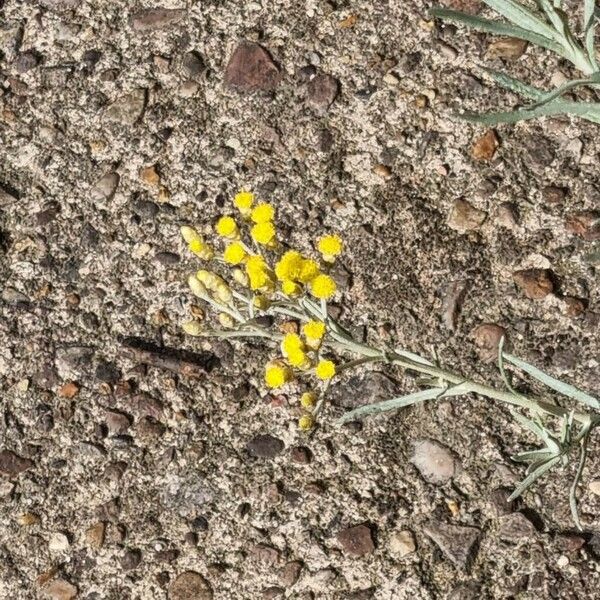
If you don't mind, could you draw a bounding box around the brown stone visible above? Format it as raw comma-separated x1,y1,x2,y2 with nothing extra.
250,543,280,565
471,324,507,363
224,42,281,92
424,522,480,569
542,185,567,205
486,37,528,59
564,296,586,318
280,560,303,587
372,164,392,179
104,89,147,125
58,381,79,398
512,269,554,300
85,522,106,550
565,210,600,241
471,129,499,161
130,8,186,31
336,524,376,557
448,199,487,232
0,450,34,476
290,446,312,464
140,165,161,188
306,73,339,111
169,571,213,600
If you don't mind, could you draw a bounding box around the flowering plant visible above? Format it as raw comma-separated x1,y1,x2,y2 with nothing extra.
180,190,599,529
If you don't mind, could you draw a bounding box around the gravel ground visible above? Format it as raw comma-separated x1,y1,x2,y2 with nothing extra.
1,1,599,599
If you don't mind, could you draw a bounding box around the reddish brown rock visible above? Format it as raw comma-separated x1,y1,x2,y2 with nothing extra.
306,73,339,111
472,324,507,363
565,211,600,241
279,560,303,587
41,579,78,599
513,269,554,300
169,571,213,600
564,296,586,318
0,450,34,477
130,8,186,31
471,129,499,161
486,37,528,59
224,42,281,92
290,446,312,464
336,524,376,557
250,543,280,565
541,185,567,205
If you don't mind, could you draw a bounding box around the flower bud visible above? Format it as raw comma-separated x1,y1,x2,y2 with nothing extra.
188,275,207,297
218,312,235,328
182,320,203,336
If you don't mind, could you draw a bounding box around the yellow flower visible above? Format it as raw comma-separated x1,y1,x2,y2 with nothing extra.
303,320,326,340
281,333,305,357
188,275,207,297
215,215,239,239
265,361,292,388
310,274,337,299
251,202,275,223
234,190,254,215
298,259,320,284
300,391,318,408
245,255,273,291
317,234,343,262
182,320,203,336
275,251,303,281
287,349,310,368
218,312,235,328
298,414,315,430
251,221,276,245
223,242,247,265
188,239,214,260
315,359,336,380
281,280,301,297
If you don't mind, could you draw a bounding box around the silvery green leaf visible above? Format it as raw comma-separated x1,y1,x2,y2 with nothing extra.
534,0,569,34
512,449,556,463
338,388,442,423
508,455,561,501
483,0,559,40
502,352,600,410
524,75,600,109
570,431,592,531
394,348,435,367
431,8,563,53
584,0,600,70
481,68,545,100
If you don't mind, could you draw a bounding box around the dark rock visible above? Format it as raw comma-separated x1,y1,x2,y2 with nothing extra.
120,548,142,570
448,581,482,600
95,361,121,384
336,524,376,557
542,185,567,205
136,416,166,440
14,50,41,73
290,446,312,464
297,65,317,82
190,516,209,531
104,461,128,482
513,269,554,300
155,251,180,265
0,450,34,476
133,199,159,219
280,560,303,587
497,512,536,543
36,202,61,226
130,8,186,31
169,571,213,600
224,42,281,92
182,51,205,78
156,549,179,563
263,587,285,599
306,73,339,111
489,486,517,516
246,434,284,458
423,522,480,569
105,411,132,434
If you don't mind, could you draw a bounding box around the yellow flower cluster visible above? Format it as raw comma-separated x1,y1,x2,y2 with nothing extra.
182,189,346,431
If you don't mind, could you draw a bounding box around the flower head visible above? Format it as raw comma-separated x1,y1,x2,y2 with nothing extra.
310,274,337,300
215,216,239,239
265,361,292,388
251,221,276,246
298,414,315,430
317,234,343,262
315,359,336,380
275,251,303,282
281,280,301,297
303,320,326,341
300,391,318,408
223,242,247,265
251,202,275,224
298,259,320,284
281,333,305,356
287,348,311,368
245,255,274,290
234,190,254,215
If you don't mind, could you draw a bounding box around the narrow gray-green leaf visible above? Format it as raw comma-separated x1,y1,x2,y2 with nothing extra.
338,388,441,424
584,0,600,70
508,455,561,501
512,449,556,463
503,352,600,410
431,8,563,54
481,67,545,100
483,0,559,40
525,75,600,110
393,348,435,367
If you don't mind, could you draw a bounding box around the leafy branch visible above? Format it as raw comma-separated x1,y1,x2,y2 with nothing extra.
432,0,600,124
